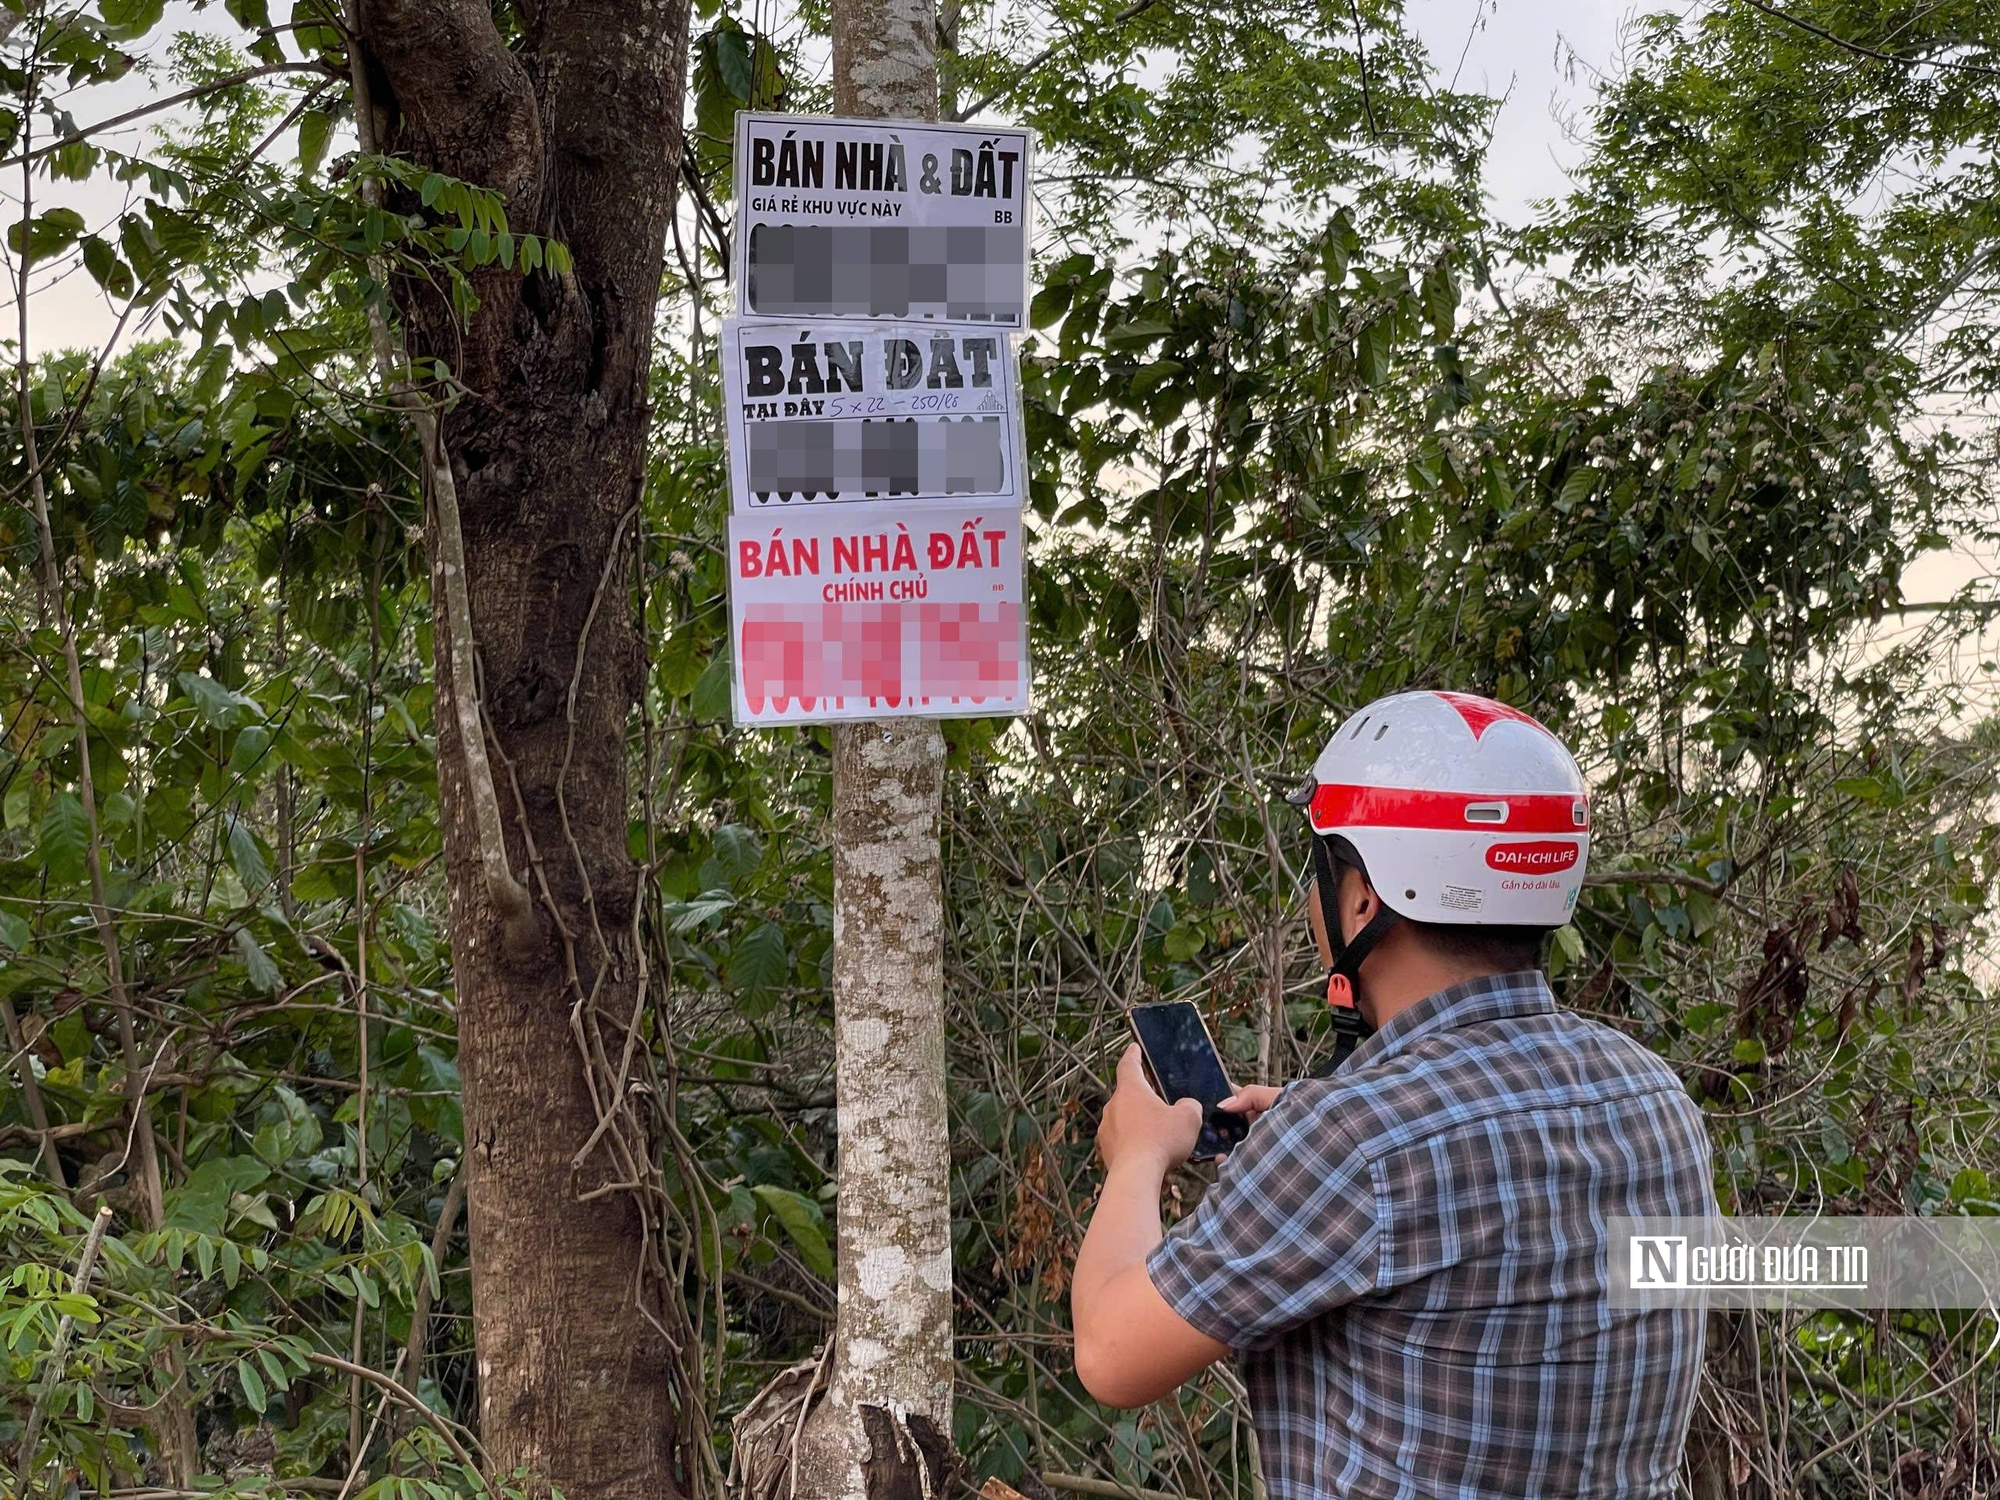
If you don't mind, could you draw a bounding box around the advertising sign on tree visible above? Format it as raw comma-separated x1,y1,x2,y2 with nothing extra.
725,500,1028,724
732,112,1034,327
719,316,1026,510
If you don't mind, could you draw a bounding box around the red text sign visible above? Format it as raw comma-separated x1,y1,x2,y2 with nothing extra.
726,500,1028,725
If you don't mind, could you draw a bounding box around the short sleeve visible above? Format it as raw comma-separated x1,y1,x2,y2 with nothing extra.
1145,1085,1382,1352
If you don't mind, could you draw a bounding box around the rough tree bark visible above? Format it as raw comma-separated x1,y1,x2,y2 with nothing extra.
790,7,956,1495
795,724,955,1497
346,4,692,1495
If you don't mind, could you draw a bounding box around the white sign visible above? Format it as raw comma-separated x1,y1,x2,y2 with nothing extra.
733,112,1033,328
727,500,1028,725
720,316,1025,511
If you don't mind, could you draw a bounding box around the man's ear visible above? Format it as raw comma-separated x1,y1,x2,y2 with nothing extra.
1337,864,1376,944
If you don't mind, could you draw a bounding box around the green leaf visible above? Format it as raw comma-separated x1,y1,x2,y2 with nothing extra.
658,630,705,695
0,910,28,953
4,775,31,831
1683,1003,1728,1035
1556,465,1598,512
1105,316,1172,346
728,921,788,995
39,793,88,883
1421,259,1457,339
178,671,261,728
165,1156,269,1234
8,207,86,267
666,891,736,933
1029,282,1072,329
229,723,273,776
714,25,754,100
707,823,762,889
297,110,333,178
257,1346,289,1393
80,233,126,294
234,926,282,993
228,816,272,892
238,1357,267,1413
752,1184,833,1278
101,0,167,35
1356,320,1388,386
691,652,732,720
1128,358,1184,397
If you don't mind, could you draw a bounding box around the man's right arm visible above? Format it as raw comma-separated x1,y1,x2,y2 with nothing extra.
1071,1156,1230,1407
1145,1085,1385,1359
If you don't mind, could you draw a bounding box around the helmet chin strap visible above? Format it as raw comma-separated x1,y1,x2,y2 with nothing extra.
1310,834,1399,1079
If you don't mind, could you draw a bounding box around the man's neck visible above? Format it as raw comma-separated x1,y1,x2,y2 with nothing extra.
1359,960,1524,1033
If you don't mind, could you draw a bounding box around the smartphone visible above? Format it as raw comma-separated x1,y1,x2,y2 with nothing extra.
1128,1001,1250,1162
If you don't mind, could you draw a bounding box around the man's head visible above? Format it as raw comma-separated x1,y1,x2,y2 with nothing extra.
1290,691,1588,1024
1306,860,1547,1021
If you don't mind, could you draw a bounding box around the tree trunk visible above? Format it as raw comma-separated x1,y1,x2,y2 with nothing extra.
788,13,955,1495
792,14,957,1491
796,721,956,1497
349,4,692,1495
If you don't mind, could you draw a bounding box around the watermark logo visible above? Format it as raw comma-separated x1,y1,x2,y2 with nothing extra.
1630,1234,1687,1289
1611,1217,1996,1309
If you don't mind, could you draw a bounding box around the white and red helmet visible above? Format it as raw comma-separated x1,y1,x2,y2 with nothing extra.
1292,690,1590,929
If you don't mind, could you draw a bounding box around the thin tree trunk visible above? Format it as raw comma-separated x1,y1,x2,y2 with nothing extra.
796,721,955,1498
791,13,955,1496
348,4,693,1494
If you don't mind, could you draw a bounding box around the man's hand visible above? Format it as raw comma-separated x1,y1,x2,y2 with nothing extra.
1218,1083,1284,1127
1098,1044,1204,1175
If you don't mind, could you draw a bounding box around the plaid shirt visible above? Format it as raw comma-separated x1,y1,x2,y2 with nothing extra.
1148,971,1715,1499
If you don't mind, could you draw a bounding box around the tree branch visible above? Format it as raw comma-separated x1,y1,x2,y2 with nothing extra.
0,62,331,169
1583,868,1727,896
344,0,539,955
1737,0,2000,80
18,1205,112,1495
0,997,66,1187
400,1170,465,1382
1347,0,1380,140
952,0,1165,122
176,1324,481,1473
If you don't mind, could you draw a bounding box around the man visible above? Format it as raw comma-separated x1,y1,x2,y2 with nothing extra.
1071,690,1715,1498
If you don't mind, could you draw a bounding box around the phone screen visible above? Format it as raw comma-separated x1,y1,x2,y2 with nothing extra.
1129,1002,1250,1161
